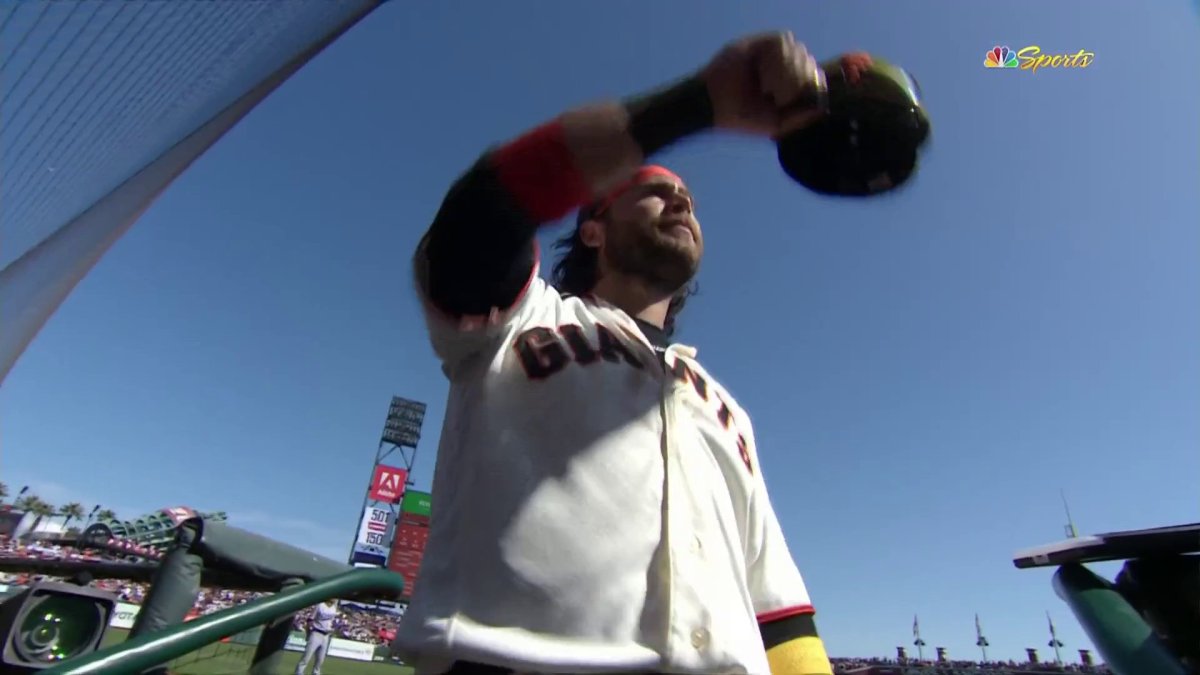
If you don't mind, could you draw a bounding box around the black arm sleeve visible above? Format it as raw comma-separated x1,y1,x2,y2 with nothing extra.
759,613,820,651
421,153,538,317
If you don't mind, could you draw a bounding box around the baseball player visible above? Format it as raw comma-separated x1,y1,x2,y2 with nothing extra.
394,32,837,674
295,598,339,675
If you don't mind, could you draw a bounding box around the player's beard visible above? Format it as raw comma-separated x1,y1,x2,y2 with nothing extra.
603,216,701,297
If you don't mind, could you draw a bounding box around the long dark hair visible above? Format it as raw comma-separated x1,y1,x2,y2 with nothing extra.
550,219,698,338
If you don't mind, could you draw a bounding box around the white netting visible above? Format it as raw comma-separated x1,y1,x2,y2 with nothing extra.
0,0,383,382
1,0,379,268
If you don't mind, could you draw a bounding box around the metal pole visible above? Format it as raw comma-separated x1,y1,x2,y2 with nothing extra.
1061,489,1078,538
346,441,384,564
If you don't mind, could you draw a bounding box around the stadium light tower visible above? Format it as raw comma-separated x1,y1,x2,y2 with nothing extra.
378,396,426,480
912,615,926,661
1047,611,1064,665
975,613,989,662
346,396,427,565
1060,489,1078,538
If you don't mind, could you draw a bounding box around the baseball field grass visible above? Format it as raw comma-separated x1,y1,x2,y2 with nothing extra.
98,628,415,675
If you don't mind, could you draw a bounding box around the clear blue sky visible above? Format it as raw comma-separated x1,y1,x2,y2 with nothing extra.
3,0,1198,664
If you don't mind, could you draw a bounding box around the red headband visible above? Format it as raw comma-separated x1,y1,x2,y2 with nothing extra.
585,165,686,220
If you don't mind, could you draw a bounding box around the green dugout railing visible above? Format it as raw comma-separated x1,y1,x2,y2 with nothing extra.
1052,564,1188,675
43,568,405,674
1014,523,1199,675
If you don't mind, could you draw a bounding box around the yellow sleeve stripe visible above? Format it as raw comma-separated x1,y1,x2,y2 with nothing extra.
765,635,833,675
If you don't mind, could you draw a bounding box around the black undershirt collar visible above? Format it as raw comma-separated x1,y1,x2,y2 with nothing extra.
564,292,671,351
634,318,669,352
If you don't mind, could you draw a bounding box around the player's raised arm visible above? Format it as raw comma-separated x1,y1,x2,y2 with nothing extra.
414,80,712,358
415,32,824,366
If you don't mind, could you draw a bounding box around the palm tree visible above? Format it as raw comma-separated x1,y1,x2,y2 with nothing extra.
59,502,85,530
14,494,38,513
95,508,117,523
0,482,8,505
26,498,56,536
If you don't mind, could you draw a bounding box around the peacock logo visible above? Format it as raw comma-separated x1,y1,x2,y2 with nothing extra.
984,45,1019,69
985,45,1095,72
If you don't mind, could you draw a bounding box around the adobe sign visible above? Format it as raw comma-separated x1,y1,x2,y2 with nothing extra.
368,465,408,504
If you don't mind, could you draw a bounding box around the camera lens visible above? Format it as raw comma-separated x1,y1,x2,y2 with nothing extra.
17,596,104,663
27,621,58,650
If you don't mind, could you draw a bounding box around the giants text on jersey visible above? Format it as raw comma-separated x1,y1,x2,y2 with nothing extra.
394,248,812,675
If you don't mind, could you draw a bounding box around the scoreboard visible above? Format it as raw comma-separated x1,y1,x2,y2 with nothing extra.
388,490,432,598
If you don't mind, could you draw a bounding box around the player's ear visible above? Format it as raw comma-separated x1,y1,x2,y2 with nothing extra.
578,217,605,250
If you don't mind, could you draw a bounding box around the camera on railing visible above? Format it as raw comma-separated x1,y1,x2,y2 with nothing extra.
0,581,117,672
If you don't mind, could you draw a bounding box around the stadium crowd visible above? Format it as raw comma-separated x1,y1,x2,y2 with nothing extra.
1,537,1111,670
828,658,1110,674
1,536,111,563
0,536,402,645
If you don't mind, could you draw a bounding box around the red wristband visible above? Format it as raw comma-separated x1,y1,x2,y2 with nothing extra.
490,120,593,223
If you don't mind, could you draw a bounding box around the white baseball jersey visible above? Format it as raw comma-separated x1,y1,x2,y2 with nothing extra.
394,251,812,674
311,601,338,633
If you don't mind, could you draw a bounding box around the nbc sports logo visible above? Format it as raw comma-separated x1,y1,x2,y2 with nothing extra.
984,45,1018,69
984,44,1095,72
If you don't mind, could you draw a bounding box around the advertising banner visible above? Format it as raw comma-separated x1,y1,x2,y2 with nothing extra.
367,465,407,504
351,549,386,566
110,602,201,630
109,602,141,630
109,604,375,661
328,638,377,661
285,632,376,661
399,490,431,518
355,506,392,553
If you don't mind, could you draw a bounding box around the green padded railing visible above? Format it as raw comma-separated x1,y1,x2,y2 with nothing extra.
43,568,405,675
1052,563,1187,675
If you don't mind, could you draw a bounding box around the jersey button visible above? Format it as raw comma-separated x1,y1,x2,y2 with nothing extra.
690,627,710,650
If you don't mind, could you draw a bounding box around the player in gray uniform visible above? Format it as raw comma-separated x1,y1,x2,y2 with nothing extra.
295,598,339,675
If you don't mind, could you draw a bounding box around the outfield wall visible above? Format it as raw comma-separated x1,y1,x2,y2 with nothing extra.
108,602,376,662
